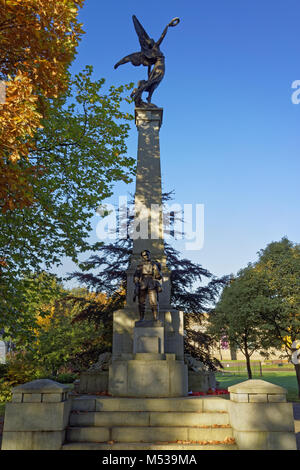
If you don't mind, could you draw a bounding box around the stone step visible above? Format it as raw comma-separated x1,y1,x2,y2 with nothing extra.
62,441,238,451
66,425,233,443
71,395,228,413
66,426,109,443
69,410,230,428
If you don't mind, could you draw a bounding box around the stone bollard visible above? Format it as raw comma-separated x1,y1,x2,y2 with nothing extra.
1,379,72,450
227,379,297,450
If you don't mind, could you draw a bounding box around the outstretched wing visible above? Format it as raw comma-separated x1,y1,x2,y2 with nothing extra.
132,15,153,52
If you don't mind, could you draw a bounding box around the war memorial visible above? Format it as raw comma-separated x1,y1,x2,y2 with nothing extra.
1,16,297,451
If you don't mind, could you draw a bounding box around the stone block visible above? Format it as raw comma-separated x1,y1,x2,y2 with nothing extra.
228,379,286,397
79,370,108,394
138,336,160,353
66,427,110,443
112,308,185,359
1,379,73,449
42,393,65,403
172,397,204,412
109,356,187,397
165,353,176,361
134,353,165,361
127,360,170,397
233,430,267,450
112,308,137,357
149,411,229,427
230,393,249,403
11,393,22,403
188,426,233,442
1,430,66,450
227,380,297,450
71,396,96,412
108,361,128,396
133,325,164,354
3,399,72,432
169,360,188,396
163,310,184,359
267,394,287,403
233,430,297,450
111,426,189,443
228,401,295,432
12,379,70,397
23,393,42,403
188,371,209,393
202,397,229,413
94,396,206,413
267,431,298,450
248,393,268,403
71,411,150,427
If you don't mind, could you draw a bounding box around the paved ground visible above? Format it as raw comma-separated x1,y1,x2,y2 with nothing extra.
293,403,300,450
0,416,3,449
0,405,299,450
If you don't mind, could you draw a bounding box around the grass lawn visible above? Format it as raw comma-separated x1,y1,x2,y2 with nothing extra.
216,371,300,402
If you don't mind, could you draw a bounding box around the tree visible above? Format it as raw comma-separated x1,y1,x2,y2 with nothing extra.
0,0,85,210
70,192,227,369
1,271,67,349
208,267,273,379
209,237,300,393
0,66,135,334
2,272,107,382
254,238,300,395
26,288,105,376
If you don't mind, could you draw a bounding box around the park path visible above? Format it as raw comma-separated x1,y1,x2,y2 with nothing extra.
293,403,300,450
0,416,3,449
0,405,299,450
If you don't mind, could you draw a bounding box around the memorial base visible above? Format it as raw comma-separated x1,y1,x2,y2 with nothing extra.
108,354,188,397
109,318,188,397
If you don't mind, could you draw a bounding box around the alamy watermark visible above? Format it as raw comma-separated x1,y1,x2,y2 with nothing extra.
291,80,300,104
96,196,205,251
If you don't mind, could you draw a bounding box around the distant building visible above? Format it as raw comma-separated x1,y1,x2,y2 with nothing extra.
0,340,6,364
188,314,286,363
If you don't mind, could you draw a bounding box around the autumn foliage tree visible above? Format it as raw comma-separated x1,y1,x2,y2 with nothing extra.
0,2,136,337
0,0,85,211
0,66,135,336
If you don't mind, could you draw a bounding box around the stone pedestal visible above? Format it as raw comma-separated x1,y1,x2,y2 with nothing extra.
112,307,184,360
1,379,72,450
133,322,164,354
109,355,188,398
109,319,188,398
227,379,297,450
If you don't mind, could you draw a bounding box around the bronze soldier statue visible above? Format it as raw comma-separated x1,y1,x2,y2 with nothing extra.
133,250,162,322
114,15,180,107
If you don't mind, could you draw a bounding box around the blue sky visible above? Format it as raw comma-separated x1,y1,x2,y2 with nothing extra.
59,0,300,285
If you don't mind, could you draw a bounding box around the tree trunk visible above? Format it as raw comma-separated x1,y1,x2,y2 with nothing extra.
294,363,300,398
243,337,252,379
245,349,252,379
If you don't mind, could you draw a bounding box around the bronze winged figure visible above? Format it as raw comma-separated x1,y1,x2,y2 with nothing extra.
114,15,180,107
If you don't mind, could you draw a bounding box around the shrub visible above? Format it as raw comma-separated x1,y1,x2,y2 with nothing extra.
0,363,8,378
0,379,12,403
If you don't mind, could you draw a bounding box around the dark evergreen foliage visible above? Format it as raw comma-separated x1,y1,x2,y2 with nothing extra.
68,192,228,369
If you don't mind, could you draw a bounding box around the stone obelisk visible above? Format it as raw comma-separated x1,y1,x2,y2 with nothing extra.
108,106,188,397
125,107,170,310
